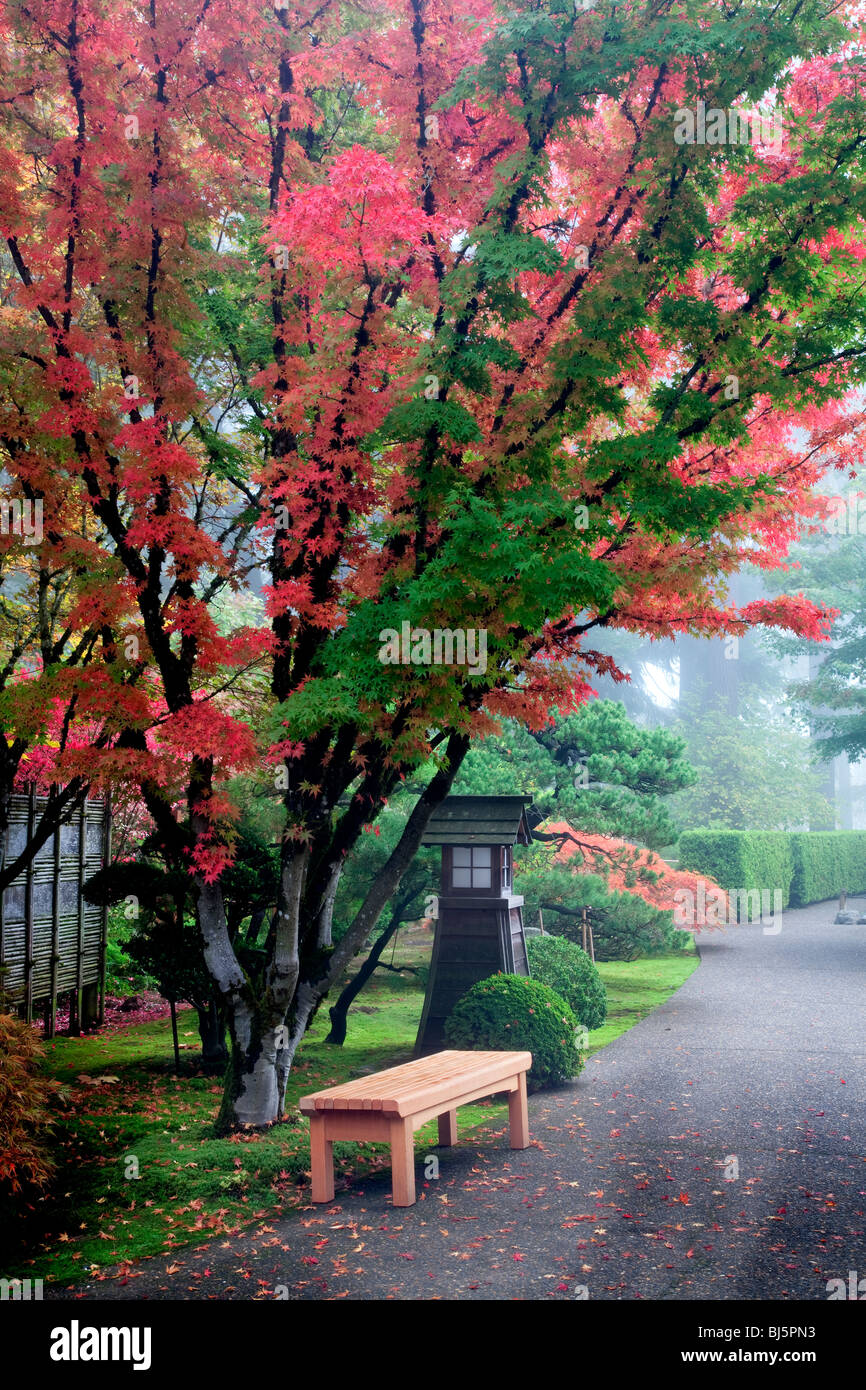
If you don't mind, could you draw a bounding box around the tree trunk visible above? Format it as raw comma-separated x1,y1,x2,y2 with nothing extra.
197,825,310,1132
218,999,283,1131
195,868,280,1131
195,999,227,1071
808,647,837,830
325,911,405,1045
836,752,853,830
245,905,267,946
80,980,99,1030
198,735,468,1131
311,859,342,949
169,999,180,1072
272,733,469,1107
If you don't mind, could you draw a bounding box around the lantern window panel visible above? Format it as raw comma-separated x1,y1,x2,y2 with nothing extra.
451,845,493,888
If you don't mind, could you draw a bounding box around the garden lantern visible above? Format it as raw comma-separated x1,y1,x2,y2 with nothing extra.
414,795,533,1055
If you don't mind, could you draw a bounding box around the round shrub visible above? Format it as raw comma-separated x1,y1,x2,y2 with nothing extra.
526,934,607,1031
445,974,583,1089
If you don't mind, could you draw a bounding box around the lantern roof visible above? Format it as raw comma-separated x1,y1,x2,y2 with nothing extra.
420,795,534,846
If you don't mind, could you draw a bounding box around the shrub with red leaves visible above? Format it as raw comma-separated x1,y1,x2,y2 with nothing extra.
0,1011,62,1195
547,821,729,930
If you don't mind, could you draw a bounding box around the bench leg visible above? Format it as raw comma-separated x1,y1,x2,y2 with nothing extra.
437,1108,457,1146
508,1072,529,1149
389,1118,416,1206
309,1116,335,1202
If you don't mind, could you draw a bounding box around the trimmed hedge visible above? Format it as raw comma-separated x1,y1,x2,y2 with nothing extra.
789,832,866,906
677,830,793,908
678,829,866,908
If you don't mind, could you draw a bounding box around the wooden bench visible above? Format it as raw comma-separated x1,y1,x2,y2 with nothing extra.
299,1049,532,1207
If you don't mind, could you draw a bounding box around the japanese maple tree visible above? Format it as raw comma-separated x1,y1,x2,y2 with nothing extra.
3,0,866,1127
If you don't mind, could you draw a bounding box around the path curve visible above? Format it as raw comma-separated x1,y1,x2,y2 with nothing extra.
51,900,866,1301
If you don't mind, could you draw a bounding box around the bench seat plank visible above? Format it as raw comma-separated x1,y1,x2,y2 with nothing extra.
300,1049,531,1118
300,1049,532,1207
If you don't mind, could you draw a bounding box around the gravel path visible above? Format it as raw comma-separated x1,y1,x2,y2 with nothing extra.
49,900,866,1301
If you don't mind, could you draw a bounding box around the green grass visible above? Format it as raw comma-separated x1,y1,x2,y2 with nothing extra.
9,930,698,1287
589,949,700,1053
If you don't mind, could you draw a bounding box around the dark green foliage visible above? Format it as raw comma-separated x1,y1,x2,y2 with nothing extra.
678,830,794,908
518,858,686,961
445,974,582,1089
526,934,607,1030
572,888,686,962
671,690,831,833
331,808,436,947
454,702,697,962
85,835,277,1066
123,913,213,1008
84,831,278,938
455,702,696,850
373,398,483,447
788,832,866,905
678,828,866,906
764,498,866,775
84,860,211,1003
104,919,151,998
81,861,188,910
219,832,279,939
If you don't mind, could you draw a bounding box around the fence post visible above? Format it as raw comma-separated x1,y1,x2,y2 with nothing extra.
23,784,35,1022
98,793,111,1025
47,788,61,1038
